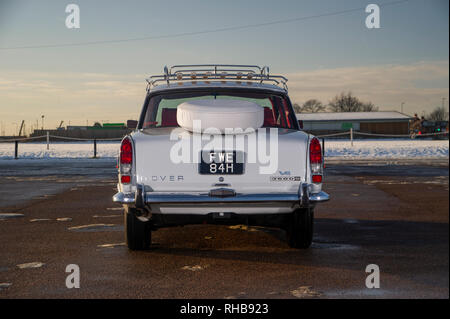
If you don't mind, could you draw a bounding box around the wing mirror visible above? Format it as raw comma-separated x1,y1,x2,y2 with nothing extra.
127,120,138,129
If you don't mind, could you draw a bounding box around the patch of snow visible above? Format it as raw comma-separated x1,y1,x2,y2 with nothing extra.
30,218,52,222
68,224,116,232
324,139,448,159
1,139,447,160
181,265,206,271
17,262,45,269
0,141,119,160
291,286,322,298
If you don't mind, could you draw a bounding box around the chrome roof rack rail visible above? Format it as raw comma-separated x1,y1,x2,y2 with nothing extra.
145,64,288,92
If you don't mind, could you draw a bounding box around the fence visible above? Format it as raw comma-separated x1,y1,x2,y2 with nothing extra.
0,130,448,159
0,132,122,159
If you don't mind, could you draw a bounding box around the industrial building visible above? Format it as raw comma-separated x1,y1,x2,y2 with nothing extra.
297,111,412,136
30,122,132,140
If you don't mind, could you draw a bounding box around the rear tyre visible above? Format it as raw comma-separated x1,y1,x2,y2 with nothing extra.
286,208,314,249
124,207,151,250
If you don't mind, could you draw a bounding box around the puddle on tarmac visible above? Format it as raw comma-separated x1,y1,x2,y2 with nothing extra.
0,283,12,290
68,224,122,232
343,219,359,224
93,214,121,218
0,213,24,220
97,243,126,248
311,242,360,250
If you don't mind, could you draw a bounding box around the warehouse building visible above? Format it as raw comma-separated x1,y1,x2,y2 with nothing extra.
30,122,132,140
297,111,413,136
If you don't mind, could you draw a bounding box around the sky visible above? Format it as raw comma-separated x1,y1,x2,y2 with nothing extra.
0,0,448,135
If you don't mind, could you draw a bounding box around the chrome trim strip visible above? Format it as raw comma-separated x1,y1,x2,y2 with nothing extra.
112,192,135,203
145,193,299,204
113,191,330,205
309,191,330,202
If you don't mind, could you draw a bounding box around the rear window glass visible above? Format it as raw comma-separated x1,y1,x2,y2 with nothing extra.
141,90,298,130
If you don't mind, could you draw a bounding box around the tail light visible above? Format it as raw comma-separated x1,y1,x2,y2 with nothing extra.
309,137,323,184
120,137,133,184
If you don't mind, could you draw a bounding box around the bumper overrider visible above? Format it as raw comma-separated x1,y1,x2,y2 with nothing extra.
113,184,329,209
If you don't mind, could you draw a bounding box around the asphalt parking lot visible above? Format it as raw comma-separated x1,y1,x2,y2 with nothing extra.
0,159,448,298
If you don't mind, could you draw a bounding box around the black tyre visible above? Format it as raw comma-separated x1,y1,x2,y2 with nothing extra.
124,207,151,250
286,208,314,249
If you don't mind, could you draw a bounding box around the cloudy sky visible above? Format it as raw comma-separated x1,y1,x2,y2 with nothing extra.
0,0,448,135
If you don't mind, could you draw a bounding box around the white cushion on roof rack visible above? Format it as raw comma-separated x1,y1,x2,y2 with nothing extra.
177,99,264,134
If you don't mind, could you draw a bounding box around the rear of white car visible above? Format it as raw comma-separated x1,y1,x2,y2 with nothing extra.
113,65,329,250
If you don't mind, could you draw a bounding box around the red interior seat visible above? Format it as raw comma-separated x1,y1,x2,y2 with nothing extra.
263,107,276,127
161,108,178,127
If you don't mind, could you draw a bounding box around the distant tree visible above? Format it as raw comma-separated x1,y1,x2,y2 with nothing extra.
328,92,378,112
292,103,302,114
300,99,326,113
427,106,449,121
360,102,378,112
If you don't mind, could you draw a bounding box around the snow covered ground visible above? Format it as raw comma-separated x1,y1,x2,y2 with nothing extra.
0,142,119,160
0,139,448,160
324,139,448,159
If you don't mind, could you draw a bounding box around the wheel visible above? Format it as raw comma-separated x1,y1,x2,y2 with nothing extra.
286,208,314,249
124,207,151,250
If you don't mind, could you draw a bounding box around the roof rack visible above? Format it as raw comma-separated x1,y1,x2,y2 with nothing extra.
146,64,288,92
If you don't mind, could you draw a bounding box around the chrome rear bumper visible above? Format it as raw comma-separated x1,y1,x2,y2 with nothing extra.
113,187,329,206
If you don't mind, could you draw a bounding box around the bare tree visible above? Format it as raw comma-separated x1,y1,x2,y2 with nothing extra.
328,92,378,112
427,106,449,121
300,99,326,113
292,103,302,114
360,102,378,112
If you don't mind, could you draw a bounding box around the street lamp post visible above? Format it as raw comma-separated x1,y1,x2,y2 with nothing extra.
401,102,405,114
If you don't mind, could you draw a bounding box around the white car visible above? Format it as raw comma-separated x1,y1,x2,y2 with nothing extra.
113,64,329,250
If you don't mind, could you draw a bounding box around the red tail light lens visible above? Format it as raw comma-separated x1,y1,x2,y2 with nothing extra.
310,137,322,164
121,175,131,184
120,138,133,164
312,175,322,183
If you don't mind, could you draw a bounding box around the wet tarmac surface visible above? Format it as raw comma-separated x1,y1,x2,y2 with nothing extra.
0,159,448,298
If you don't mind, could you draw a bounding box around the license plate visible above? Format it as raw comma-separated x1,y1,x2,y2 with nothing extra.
199,151,244,175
